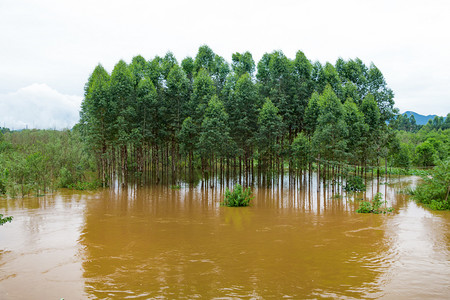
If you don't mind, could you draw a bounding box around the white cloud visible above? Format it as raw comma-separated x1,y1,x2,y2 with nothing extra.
0,84,82,130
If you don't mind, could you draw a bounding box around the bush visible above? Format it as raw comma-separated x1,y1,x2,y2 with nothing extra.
222,184,253,207
58,167,74,188
357,193,394,214
0,214,13,225
345,176,366,192
413,159,450,210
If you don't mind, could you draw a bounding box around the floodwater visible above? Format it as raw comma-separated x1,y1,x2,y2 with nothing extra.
0,175,449,299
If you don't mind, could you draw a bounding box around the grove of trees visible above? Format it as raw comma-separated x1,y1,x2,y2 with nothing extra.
80,45,398,186
1,46,448,199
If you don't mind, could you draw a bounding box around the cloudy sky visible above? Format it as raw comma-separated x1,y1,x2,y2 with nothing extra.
1,0,449,129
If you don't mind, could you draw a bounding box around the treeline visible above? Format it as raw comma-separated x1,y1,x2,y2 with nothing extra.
0,129,96,197
391,113,449,132
80,45,398,186
391,122,449,169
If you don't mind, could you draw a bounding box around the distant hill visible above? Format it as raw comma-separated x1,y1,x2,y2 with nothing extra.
402,111,440,125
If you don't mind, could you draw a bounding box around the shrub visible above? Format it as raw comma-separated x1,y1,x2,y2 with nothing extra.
357,193,394,214
222,184,253,207
0,214,13,225
413,159,450,210
58,167,74,188
67,180,101,191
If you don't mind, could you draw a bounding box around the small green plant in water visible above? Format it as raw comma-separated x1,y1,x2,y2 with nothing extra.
0,214,13,226
357,193,394,214
170,185,181,189
345,176,366,192
222,184,253,207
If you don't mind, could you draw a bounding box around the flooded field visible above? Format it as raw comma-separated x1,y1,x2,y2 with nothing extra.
1,175,449,299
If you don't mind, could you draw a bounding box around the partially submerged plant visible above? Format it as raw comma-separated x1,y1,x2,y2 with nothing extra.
0,214,13,226
357,192,394,214
222,184,253,207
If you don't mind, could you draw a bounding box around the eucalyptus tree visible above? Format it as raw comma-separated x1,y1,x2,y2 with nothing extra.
147,56,164,91
291,132,312,173
304,92,321,136
212,54,231,95
135,77,159,174
256,98,284,171
161,52,178,80
194,45,216,74
165,65,190,173
231,51,255,78
178,117,198,170
367,63,396,122
129,55,148,88
110,60,134,182
79,64,111,186
256,50,299,148
322,62,343,101
343,99,368,166
311,61,326,93
197,95,232,176
292,50,314,133
312,85,348,165
336,58,368,98
181,56,195,83
227,73,260,173
190,69,216,124
360,94,383,170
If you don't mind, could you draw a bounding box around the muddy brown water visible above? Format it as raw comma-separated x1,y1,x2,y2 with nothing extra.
1,175,449,299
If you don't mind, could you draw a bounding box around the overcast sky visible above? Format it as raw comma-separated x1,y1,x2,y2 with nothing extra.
1,0,449,129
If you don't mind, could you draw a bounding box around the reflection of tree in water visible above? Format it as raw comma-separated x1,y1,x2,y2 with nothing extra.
224,206,252,230
80,180,397,299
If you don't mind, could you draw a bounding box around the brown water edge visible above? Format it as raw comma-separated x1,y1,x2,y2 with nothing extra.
0,175,449,299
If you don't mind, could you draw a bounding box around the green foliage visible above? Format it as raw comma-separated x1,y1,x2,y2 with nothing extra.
256,98,284,164
197,96,232,159
345,176,366,192
414,141,436,167
76,46,401,183
312,85,348,161
58,167,74,188
0,129,96,197
413,159,450,210
222,184,253,207
357,193,393,214
356,201,373,213
0,214,13,226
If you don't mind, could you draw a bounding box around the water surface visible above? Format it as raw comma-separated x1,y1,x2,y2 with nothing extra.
1,176,449,299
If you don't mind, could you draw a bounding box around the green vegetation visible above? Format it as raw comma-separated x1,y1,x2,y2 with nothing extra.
0,214,13,225
0,129,97,197
412,159,450,210
357,193,394,214
344,176,366,192
79,45,401,185
0,46,448,204
222,184,253,207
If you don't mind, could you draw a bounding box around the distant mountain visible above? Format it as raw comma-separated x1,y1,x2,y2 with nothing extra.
402,111,440,125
